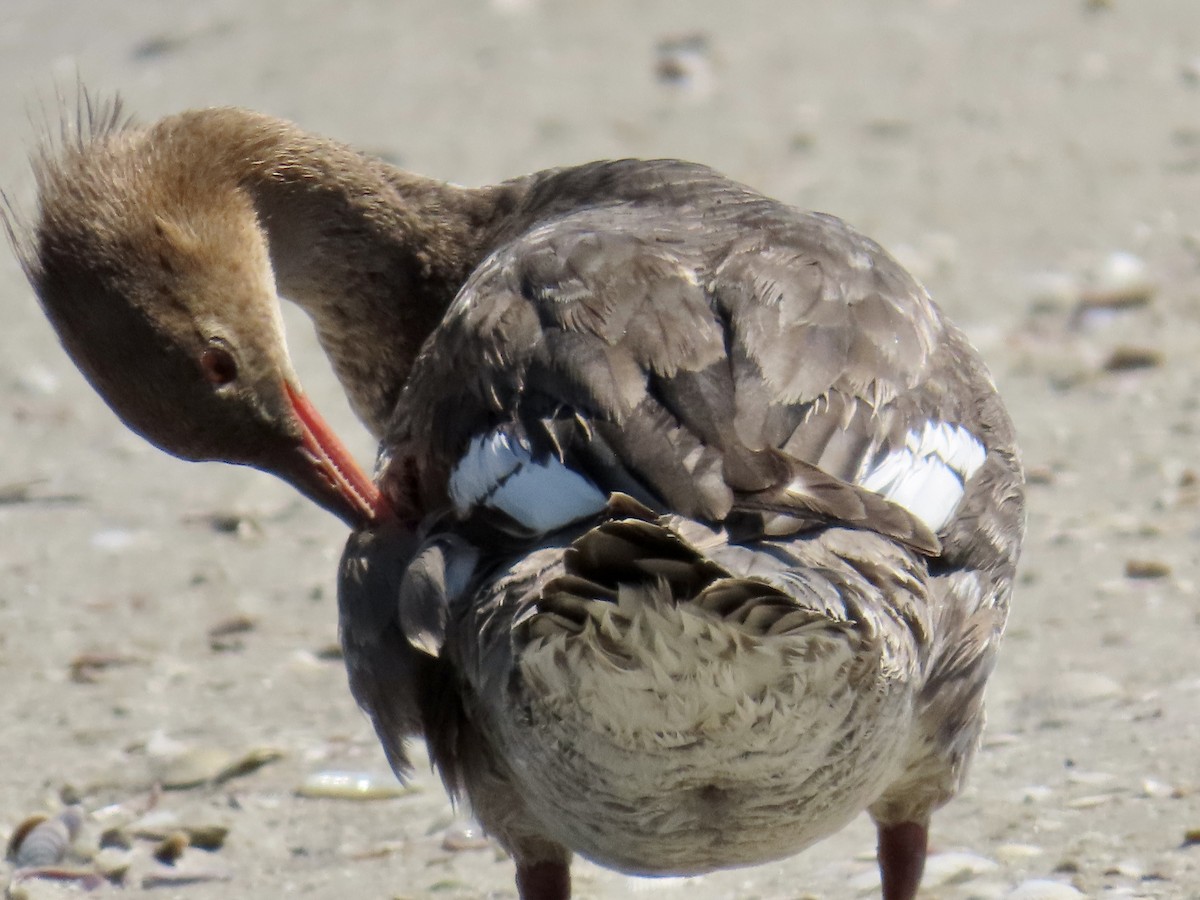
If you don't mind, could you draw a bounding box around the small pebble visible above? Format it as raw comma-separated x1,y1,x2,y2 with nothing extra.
152,831,190,864
655,33,714,99
1183,827,1200,846
98,826,133,850
1025,465,1056,486
69,651,141,684
314,642,344,661
1019,785,1055,804
206,614,257,639
1102,346,1162,372
183,510,263,540
182,824,230,851
1124,558,1171,579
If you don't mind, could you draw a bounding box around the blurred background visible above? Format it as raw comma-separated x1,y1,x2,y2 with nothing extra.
1,1,1197,897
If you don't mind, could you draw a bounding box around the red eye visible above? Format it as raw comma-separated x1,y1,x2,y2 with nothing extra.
200,345,238,385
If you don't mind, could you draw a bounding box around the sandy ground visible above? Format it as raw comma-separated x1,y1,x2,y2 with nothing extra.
1,1,1199,897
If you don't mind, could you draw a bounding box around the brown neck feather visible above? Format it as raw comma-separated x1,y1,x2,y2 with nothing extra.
147,108,533,436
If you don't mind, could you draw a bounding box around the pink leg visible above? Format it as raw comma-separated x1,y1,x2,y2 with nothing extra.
516,860,571,900
877,820,927,900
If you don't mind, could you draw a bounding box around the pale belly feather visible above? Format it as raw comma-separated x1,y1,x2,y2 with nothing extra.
490,591,917,874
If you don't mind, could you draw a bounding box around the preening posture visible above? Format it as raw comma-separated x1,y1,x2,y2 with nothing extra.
9,99,1024,900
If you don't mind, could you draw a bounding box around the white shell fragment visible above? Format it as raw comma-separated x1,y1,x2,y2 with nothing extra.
1080,251,1156,309
295,770,413,800
1007,880,1085,900
440,819,492,852
922,851,1000,886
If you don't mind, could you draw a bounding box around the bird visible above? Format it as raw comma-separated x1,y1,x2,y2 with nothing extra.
8,97,1025,900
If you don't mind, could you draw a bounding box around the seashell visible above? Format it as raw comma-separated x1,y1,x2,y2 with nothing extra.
211,746,284,784
295,770,412,800
6,807,83,868
153,831,190,865
93,846,134,881
68,651,142,684
129,809,181,840
152,747,234,789
440,819,492,852
1065,792,1117,809
181,824,230,851
151,744,282,789
207,614,258,651
6,868,106,893
6,815,48,860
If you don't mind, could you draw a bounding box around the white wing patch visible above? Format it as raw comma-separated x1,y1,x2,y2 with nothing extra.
449,431,607,532
857,421,986,531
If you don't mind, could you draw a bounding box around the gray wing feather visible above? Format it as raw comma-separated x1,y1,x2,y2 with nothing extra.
389,194,966,551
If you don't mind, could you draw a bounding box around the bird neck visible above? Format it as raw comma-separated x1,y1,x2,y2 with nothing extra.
162,109,532,437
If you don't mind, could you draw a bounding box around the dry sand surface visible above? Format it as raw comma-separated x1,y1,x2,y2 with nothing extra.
1,1,1198,897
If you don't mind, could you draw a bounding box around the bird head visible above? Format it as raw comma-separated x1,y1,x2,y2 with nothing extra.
8,118,388,529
